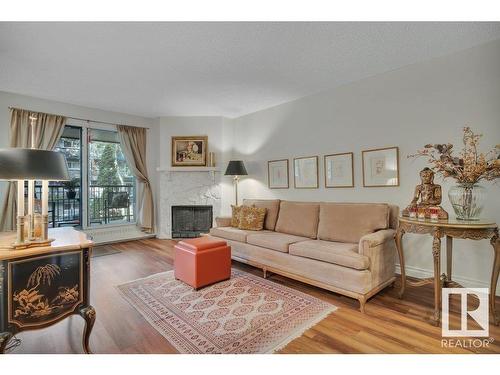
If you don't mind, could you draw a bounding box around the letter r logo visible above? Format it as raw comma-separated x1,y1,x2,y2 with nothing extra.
442,288,489,337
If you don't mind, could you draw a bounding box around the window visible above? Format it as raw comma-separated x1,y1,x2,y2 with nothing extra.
87,129,136,227
47,125,136,228
50,126,82,227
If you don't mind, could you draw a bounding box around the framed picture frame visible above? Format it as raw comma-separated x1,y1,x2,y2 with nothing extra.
268,159,289,189
171,136,208,167
362,146,399,187
324,152,354,188
293,156,319,189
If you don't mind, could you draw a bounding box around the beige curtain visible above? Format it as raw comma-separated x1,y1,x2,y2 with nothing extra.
117,125,155,233
0,108,66,231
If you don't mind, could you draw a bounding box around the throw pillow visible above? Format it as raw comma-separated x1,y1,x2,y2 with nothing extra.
238,205,267,231
231,205,242,227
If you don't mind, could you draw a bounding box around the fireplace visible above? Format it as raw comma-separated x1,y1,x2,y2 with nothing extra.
171,205,213,238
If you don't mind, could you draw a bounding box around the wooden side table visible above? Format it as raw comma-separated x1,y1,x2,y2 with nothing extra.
0,227,95,354
395,216,499,326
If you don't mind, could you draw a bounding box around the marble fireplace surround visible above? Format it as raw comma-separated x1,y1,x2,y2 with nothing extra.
157,168,221,239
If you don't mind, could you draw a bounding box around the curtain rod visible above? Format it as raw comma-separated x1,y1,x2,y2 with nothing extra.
8,106,150,129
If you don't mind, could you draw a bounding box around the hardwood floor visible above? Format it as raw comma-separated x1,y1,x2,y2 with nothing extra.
10,238,500,354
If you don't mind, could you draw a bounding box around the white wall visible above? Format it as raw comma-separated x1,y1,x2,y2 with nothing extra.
0,91,160,242
230,40,500,292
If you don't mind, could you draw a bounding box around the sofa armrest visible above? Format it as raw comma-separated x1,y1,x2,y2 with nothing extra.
215,216,232,227
358,229,397,287
358,229,395,256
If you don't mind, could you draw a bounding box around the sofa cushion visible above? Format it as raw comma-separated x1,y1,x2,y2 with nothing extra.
238,205,266,230
318,203,389,243
209,227,269,242
230,205,242,227
289,240,369,270
246,232,309,253
274,201,320,239
243,199,281,231
227,239,372,294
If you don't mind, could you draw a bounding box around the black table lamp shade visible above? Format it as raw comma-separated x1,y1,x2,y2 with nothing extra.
224,160,248,176
0,148,70,181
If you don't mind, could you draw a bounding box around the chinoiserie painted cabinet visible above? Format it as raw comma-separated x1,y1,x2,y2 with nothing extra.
0,227,95,354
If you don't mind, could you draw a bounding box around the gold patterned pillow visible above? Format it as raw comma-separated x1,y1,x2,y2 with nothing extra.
238,205,267,231
231,205,242,227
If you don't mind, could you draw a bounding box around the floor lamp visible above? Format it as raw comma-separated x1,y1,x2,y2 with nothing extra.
224,160,248,206
0,148,70,249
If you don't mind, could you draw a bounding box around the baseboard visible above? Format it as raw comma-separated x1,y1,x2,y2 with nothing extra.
395,264,500,296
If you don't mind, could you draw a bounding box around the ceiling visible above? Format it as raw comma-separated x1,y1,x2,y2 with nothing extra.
1,22,500,118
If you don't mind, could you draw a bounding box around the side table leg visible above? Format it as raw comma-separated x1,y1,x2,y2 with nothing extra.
0,332,13,354
490,230,500,326
395,226,406,299
79,306,96,354
446,235,453,283
432,230,442,326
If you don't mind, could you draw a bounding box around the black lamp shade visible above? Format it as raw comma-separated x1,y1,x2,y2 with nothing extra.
224,160,248,176
0,148,70,181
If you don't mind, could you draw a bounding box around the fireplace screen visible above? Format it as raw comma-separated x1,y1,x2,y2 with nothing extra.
171,205,213,238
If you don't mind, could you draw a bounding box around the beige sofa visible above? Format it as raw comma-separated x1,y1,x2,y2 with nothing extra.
206,199,398,312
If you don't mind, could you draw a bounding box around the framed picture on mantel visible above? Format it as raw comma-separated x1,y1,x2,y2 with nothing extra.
362,146,399,187
171,136,208,167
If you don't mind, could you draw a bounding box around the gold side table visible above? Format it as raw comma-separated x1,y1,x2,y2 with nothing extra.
395,216,499,326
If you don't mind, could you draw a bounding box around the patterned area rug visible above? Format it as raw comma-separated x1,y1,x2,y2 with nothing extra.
118,269,336,353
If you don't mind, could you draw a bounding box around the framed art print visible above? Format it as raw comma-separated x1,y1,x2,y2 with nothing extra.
324,152,354,188
171,136,208,167
268,159,289,189
294,156,319,189
362,146,399,187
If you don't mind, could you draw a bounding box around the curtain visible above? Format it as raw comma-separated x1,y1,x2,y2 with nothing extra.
117,125,155,233
0,108,66,231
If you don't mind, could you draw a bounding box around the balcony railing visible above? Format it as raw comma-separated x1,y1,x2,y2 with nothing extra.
88,185,135,226
32,184,135,228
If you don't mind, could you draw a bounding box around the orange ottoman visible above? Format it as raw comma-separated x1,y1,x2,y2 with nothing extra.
174,237,231,290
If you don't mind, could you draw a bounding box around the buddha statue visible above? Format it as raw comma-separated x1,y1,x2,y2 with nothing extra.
402,167,448,219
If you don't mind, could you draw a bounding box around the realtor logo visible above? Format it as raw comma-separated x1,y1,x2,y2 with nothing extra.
442,288,489,337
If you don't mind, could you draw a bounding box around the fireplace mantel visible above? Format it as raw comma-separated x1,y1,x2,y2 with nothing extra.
157,167,221,239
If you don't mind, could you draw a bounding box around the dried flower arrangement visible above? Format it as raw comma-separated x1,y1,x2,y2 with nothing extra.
409,127,500,184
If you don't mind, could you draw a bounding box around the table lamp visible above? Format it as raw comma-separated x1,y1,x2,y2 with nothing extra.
0,148,70,249
224,160,247,205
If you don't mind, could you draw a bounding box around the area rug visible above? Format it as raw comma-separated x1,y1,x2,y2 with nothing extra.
117,269,336,353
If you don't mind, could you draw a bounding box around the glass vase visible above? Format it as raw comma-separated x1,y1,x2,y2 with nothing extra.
448,183,486,220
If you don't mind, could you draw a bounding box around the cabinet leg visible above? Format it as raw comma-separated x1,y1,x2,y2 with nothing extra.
79,306,96,354
432,230,442,326
0,332,13,354
395,227,406,298
490,231,500,326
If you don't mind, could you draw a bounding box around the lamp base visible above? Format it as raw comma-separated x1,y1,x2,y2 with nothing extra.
3,214,55,250
10,237,55,250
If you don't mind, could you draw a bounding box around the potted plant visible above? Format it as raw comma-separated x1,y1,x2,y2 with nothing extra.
62,178,80,200
410,127,499,220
